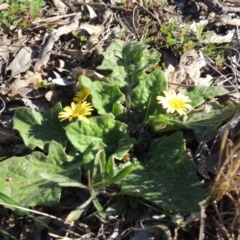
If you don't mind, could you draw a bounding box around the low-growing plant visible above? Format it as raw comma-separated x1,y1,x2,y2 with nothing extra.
0,0,45,31
203,43,230,69
150,19,230,69
158,20,197,55
72,30,88,43
1,40,240,228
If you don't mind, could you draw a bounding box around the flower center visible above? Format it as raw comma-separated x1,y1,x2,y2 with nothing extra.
168,98,185,110
74,104,84,115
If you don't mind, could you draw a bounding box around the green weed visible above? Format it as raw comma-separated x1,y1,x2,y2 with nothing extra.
0,0,45,32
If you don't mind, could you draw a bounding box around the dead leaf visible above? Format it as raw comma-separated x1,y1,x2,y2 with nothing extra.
202,29,235,44
7,47,38,77
8,72,42,99
0,35,11,63
199,74,213,86
72,67,108,82
85,34,99,50
52,77,74,86
86,5,97,19
34,20,79,72
221,18,240,26
79,23,104,36
21,98,39,110
166,50,200,91
52,0,68,15
0,3,9,10
22,98,51,112
18,87,47,99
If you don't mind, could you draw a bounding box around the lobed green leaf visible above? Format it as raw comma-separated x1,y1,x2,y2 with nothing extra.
0,141,80,207
120,132,207,214
13,103,67,151
179,85,228,108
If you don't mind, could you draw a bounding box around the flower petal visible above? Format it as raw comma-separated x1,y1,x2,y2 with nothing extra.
156,90,192,116
58,101,93,122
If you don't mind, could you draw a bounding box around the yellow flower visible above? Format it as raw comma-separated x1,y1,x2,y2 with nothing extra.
73,87,91,103
58,101,93,124
156,90,192,116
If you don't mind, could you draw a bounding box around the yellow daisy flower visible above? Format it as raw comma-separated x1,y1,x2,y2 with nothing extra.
156,90,192,116
73,87,91,103
58,101,93,124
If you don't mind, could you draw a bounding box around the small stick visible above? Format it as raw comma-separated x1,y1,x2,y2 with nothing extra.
32,12,79,25
199,198,209,240
0,97,6,113
201,0,240,13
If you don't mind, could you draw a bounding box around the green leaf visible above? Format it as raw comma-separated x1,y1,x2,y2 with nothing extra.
0,141,80,207
179,85,228,108
80,76,125,119
0,192,20,206
105,156,115,180
30,0,45,15
184,104,239,141
108,163,132,184
132,70,167,120
66,196,93,221
92,161,133,189
97,40,160,88
120,132,207,214
39,173,87,189
97,40,166,119
91,148,106,184
66,118,135,185
0,192,28,214
92,196,106,218
13,103,67,151
97,40,125,86
167,33,176,44
58,182,86,188
150,104,240,142
149,114,184,132
65,117,136,161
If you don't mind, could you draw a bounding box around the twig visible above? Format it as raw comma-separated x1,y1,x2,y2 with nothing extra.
201,0,240,13
0,201,86,235
106,219,120,240
133,0,161,26
32,12,79,25
168,81,195,88
211,214,232,239
72,2,128,11
199,198,209,240
132,5,140,41
0,97,6,113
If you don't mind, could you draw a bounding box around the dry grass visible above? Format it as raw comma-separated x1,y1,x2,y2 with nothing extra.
209,128,240,239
